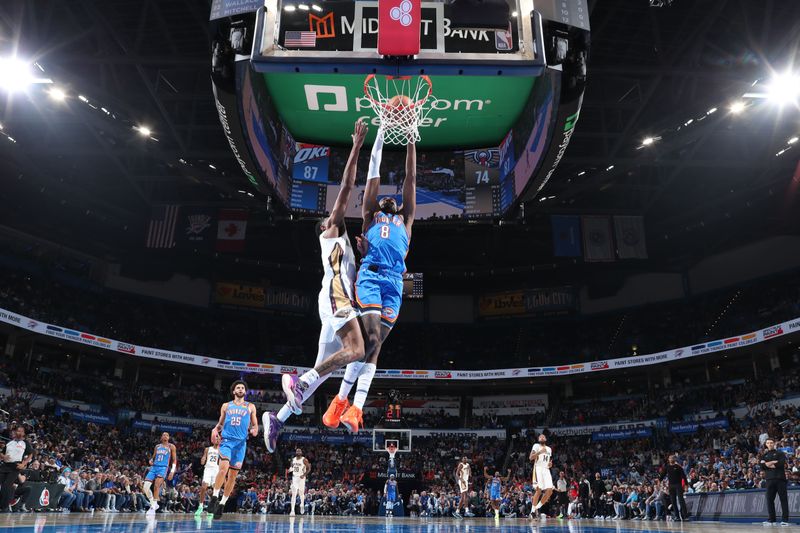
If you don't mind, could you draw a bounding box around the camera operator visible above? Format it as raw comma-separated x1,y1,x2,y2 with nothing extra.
0,426,33,509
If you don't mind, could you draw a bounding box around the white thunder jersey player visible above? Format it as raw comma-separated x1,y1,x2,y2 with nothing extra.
530,433,554,515
289,448,311,516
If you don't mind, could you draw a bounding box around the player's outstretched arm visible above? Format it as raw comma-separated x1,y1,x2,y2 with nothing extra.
362,129,385,232
327,120,367,234
304,458,312,477
200,446,208,466
483,466,492,480
502,469,512,482
401,140,417,236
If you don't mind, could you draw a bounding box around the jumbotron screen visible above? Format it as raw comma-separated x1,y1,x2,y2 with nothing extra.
402,272,424,300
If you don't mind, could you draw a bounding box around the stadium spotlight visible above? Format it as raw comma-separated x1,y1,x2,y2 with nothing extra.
311,4,322,11
0,57,51,92
729,101,746,114
284,4,296,11
48,87,67,101
641,137,656,147
766,71,800,106
134,125,152,137
298,4,309,10
789,137,799,145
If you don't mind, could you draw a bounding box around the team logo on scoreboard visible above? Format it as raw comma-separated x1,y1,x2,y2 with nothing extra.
309,12,336,38
464,148,500,168
590,361,609,370
294,144,330,163
434,371,452,379
763,325,783,339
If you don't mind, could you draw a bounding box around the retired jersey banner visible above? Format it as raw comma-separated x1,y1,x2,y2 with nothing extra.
614,215,647,259
552,215,582,257
582,215,614,262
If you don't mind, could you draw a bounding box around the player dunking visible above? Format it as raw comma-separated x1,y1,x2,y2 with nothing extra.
288,448,311,516
484,466,512,519
263,120,369,450
143,432,177,516
454,456,471,518
208,380,258,519
194,433,220,516
284,127,418,433
530,433,554,518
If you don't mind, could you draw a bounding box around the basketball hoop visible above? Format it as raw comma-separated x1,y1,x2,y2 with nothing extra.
363,74,435,146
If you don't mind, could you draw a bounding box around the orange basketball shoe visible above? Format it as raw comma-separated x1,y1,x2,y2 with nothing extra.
340,405,363,434
322,396,350,429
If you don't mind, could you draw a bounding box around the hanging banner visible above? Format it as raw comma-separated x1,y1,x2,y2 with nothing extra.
1,307,798,381
670,417,729,434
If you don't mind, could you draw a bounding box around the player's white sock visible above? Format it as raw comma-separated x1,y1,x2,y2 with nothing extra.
338,362,364,400
277,402,293,423
299,369,320,388
220,495,228,505
353,363,376,409
212,489,220,497
368,129,385,179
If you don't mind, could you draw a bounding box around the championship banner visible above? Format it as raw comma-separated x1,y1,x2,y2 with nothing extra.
209,0,261,21
1,306,799,382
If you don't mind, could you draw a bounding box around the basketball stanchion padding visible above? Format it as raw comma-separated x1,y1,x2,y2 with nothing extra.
378,0,421,56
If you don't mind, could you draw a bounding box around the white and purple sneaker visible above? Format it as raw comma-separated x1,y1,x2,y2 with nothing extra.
262,411,283,453
281,374,306,414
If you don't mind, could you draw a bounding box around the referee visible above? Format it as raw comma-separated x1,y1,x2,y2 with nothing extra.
0,426,34,509
761,437,790,526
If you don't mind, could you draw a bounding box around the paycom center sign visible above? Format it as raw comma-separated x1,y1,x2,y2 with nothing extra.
262,73,535,149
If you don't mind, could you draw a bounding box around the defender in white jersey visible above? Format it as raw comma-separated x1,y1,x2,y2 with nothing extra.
288,448,311,516
195,434,221,516
263,120,369,452
454,456,471,518
530,433,554,517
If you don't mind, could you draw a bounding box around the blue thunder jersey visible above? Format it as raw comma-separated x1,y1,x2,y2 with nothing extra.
153,444,171,467
386,480,397,498
490,477,502,498
221,401,250,440
363,213,409,274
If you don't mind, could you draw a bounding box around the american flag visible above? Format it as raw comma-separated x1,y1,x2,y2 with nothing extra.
146,205,180,249
285,31,317,48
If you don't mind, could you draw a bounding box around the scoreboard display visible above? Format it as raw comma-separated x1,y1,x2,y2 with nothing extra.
402,273,424,299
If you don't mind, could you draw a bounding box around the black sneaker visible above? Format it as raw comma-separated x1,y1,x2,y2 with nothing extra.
213,500,224,519
207,496,218,517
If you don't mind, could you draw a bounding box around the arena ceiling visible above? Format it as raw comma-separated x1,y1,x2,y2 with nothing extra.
0,0,798,277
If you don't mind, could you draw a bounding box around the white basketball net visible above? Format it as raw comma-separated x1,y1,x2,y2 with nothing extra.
364,75,435,146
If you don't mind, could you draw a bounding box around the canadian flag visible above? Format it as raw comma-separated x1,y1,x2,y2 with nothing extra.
216,209,248,252
378,0,421,56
